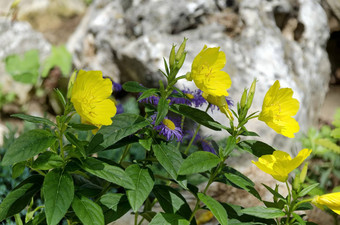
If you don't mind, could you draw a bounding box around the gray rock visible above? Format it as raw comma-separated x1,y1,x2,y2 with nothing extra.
67,0,331,153
0,19,51,105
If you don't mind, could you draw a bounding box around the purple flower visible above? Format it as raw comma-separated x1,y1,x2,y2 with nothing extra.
151,114,183,142
139,94,160,105
116,104,124,114
113,82,122,92
169,88,207,107
184,129,217,155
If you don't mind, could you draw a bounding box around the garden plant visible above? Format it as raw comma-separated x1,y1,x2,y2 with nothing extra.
0,39,339,225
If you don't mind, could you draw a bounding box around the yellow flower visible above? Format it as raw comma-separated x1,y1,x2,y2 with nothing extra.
258,80,300,138
71,70,116,131
202,93,233,120
189,45,232,97
312,192,340,215
252,149,312,182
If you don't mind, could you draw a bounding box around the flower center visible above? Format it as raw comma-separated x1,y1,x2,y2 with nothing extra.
162,119,176,130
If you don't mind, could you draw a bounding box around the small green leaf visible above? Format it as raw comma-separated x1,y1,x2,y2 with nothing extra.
43,169,74,225
298,183,320,197
262,183,285,200
12,162,26,179
149,213,190,225
237,140,275,157
99,193,131,223
224,173,261,200
139,138,152,151
126,165,154,212
69,123,98,131
292,213,306,225
2,129,57,166
122,81,149,92
42,45,72,77
87,113,150,154
72,195,104,225
0,175,43,221
152,142,184,183
331,128,340,139
198,193,228,225
5,50,40,84
32,151,64,170
170,104,222,131
11,114,56,127
153,185,193,221
155,97,169,126
137,88,159,101
65,132,86,157
81,157,135,190
241,206,285,219
178,151,220,175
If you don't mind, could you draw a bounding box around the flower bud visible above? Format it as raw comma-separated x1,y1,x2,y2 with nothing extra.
176,51,187,69
246,79,257,109
186,72,192,81
169,44,176,69
240,88,247,108
299,162,308,183
175,38,187,61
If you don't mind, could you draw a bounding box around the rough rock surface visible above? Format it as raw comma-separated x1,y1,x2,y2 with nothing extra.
67,0,331,153
0,19,51,106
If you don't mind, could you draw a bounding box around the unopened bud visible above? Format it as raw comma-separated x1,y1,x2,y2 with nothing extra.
67,70,77,99
246,79,257,109
175,37,188,61
293,174,301,191
240,88,247,108
169,44,176,69
176,51,187,69
299,162,308,183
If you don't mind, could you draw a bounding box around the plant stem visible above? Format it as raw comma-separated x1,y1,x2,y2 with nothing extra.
184,124,200,155
119,144,131,164
134,212,139,225
285,181,292,225
177,115,185,150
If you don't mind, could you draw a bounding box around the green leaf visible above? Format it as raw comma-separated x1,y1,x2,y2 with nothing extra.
152,142,184,183
241,206,285,219
298,183,320,197
139,138,153,151
153,185,193,221
2,129,57,166
81,157,135,190
5,50,40,84
54,88,66,108
137,88,159,101
65,132,86,158
0,175,43,221
262,183,285,200
32,151,64,170
155,97,169,126
43,169,74,225
224,173,261,200
170,104,222,131
292,213,306,225
122,81,149,92
198,193,228,225
126,164,154,212
11,114,56,127
331,128,340,139
221,136,236,157
99,193,131,223
72,195,104,225
149,213,190,225
141,211,157,222
87,113,150,154
69,123,98,131
12,162,26,179
42,45,72,77
237,140,275,157
178,151,220,175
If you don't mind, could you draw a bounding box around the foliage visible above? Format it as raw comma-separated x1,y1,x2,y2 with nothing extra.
0,39,338,225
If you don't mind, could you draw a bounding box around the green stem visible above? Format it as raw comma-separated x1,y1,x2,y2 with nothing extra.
134,212,139,225
137,218,145,225
119,144,131,164
291,198,313,211
285,181,292,225
177,115,186,150
184,124,200,155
